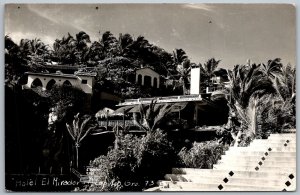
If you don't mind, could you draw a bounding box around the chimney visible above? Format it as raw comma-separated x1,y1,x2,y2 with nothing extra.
190,64,201,94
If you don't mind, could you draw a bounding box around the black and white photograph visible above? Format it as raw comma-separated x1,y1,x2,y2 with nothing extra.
4,3,296,192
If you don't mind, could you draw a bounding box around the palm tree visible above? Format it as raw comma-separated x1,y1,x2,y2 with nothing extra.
133,100,175,133
274,63,296,101
270,64,296,129
200,58,221,90
86,41,105,64
118,33,134,57
66,113,97,169
176,59,194,94
52,33,77,64
100,31,119,58
74,31,91,64
18,38,50,72
129,35,153,66
5,35,26,81
173,48,188,65
261,58,283,79
171,49,192,94
227,63,276,141
201,58,221,78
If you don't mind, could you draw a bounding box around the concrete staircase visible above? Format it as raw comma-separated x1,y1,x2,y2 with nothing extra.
146,133,296,191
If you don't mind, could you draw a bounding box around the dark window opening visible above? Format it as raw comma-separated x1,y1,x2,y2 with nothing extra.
144,76,151,87
137,75,142,85
82,79,88,84
154,77,158,88
63,80,72,87
46,79,56,90
31,78,43,88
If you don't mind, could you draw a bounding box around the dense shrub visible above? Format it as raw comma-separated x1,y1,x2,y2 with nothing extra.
84,129,177,191
238,132,256,147
178,140,228,169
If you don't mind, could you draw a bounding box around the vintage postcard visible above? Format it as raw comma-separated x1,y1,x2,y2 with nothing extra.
5,4,296,192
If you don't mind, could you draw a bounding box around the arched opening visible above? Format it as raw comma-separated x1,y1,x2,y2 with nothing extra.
137,74,142,85
62,80,72,87
31,78,43,88
144,76,151,87
153,77,158,88
46,79,56,90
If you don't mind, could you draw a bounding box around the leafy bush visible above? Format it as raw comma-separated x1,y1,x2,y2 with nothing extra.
84,129,177,191
238,131,256,147
216,127,234,145
178,140,228,169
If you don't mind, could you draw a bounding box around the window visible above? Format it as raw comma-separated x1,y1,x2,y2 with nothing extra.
153,77,158,88
82,79,88,84
144,76,151,87
137,75,142,84
46,79,56,90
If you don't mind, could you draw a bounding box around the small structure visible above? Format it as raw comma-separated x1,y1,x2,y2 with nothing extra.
23,71,97,94
135,67,160,88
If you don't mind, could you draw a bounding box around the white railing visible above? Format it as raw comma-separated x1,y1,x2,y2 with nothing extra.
120,94,202,106
97,120,135,127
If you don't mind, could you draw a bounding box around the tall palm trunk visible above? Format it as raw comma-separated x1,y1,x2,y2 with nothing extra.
182,83,187,95
249,100,257,135
75,144,79,169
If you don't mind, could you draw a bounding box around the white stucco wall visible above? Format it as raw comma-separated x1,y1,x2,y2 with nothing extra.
25,74,95,94
135,68,160,88
190,67,201,94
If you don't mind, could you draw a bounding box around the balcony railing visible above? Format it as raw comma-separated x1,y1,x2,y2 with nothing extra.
120,94,202,105
97,120,135,128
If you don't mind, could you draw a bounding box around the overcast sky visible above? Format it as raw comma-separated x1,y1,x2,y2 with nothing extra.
5,4,296,69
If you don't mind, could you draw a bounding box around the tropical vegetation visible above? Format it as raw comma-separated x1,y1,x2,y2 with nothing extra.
85,129,178,191
4,30,296,192
226,59,296,146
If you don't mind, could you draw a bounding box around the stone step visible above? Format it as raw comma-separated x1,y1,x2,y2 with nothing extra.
166,172,295,181
253,137,296,143
217,159,296,167
251,139,296,144
269,133,296,137
249,142,296,147
164,174,294,188
213,164,296,172
225,150,296,157
158,181,285,191
265,140,296,144
171,168,294,178
158,185,295,191
268,136,296,140
255,135,296,139
227,147,296,152
220,155,296,162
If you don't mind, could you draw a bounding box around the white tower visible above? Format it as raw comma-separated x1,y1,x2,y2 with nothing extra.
190,65,201,94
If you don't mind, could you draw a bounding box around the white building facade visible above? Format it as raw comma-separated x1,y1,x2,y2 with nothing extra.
24,72,97,94
135,67,160,88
